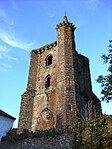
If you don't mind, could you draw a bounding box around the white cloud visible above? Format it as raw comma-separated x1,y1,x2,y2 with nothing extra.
5,55,18,61
0,45,8,52
46,12,55,18
0,53,2,59
0,44,18,71
0,31,34,50
0,30,34,71
75,0,99,11
0,44,17,61
0,62,12,72
85,0,99,10
10,0,18,11
0,8,14,26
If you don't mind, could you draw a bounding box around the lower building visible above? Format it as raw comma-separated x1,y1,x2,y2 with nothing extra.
0,109,16,141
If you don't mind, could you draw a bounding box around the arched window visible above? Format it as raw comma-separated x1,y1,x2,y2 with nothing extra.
45,75,51,89
45,55,53,66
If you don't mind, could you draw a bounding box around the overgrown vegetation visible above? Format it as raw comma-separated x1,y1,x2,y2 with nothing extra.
1,116,112,149
71,116,112,149
84,116,112,149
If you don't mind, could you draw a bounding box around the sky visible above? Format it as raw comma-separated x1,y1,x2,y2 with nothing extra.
0,0,112,128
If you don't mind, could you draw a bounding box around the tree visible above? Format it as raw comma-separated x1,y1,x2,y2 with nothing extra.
97,40,112,102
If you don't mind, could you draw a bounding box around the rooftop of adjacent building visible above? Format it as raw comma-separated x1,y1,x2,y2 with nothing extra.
0,109,16,120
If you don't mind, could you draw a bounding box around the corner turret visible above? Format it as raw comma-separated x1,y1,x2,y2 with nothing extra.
63,16,68,23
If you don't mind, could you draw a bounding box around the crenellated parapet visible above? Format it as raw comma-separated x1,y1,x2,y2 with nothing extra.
56,16,76,31
32,41,57,54
56,22,76,30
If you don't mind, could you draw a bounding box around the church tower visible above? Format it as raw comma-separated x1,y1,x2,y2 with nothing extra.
18,16,102,133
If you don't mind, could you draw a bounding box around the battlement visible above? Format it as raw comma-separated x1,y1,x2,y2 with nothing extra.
32,41,57,54
56,16,76,30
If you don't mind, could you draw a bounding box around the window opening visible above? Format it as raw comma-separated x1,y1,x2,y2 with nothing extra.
68,105,73,111
45,75,51,89
45,55,53,66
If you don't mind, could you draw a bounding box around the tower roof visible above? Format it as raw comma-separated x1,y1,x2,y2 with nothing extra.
56,16,76,31
63,16,68,23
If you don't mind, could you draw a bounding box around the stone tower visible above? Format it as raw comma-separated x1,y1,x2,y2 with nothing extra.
18,16,102,133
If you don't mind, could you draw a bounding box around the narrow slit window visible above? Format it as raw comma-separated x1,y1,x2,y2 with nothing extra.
45,75,51,89
68,105,73,111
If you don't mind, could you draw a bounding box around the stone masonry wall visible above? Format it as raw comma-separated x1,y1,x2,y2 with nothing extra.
56,20,78,127
18,51,38,133
18,16,102,134
0,135,73,149
31,43,58,131
0,130,74,149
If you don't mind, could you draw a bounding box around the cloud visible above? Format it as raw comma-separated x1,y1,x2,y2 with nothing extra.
0,62,12,72
0,44,18,71
50,13,55,18
46,12,55,18
0,8,14,26
0,30,34,71
0,45,7,59
0,45,8,52
75,0,99,11
85,0,99,10
0,31,34,50
10,0,18,11
5,55,18,61
0,44,18,61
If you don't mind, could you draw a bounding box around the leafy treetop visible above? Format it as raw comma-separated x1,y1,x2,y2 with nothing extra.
97,40,112,102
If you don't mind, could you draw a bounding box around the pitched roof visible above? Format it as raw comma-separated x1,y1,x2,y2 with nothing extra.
0,109,16,120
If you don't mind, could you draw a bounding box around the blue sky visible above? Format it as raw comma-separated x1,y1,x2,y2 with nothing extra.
0,0,112,127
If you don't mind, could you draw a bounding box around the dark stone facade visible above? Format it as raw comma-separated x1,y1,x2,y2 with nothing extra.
0,135,73,149
18,16,102,134
0,129,74,149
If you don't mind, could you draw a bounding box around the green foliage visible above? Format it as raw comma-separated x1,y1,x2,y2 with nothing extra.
97,40,112,102
71,117,112,149
70,121,84,149
86,117,108,148
82,117,112,149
